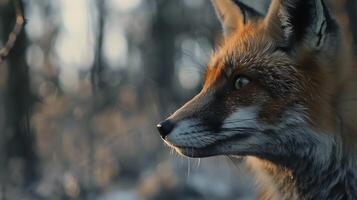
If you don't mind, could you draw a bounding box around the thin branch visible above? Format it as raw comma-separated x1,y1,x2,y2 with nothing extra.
0,0,25,63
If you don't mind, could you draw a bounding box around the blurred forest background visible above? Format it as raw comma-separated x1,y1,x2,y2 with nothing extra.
0,0,356,200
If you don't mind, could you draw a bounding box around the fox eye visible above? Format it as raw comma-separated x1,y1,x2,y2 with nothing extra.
234,76,251,90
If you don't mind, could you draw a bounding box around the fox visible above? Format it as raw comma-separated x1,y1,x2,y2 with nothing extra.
156,0,357,199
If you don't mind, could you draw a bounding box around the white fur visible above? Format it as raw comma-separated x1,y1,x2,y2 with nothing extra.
166,106,260,148
166,104,335,169
166,119,216,148
222,106,260,129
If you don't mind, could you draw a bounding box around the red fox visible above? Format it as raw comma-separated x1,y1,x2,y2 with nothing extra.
157,0,357,199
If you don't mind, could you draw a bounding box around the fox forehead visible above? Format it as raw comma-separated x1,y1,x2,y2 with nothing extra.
208,24,275,68
205,28,303,97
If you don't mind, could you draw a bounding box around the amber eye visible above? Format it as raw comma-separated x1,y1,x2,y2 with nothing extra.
234,76,251,90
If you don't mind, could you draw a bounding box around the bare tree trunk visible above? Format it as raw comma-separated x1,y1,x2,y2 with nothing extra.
0,0,37,188
84,0,106,199
91,0,106,99
141,0,177,114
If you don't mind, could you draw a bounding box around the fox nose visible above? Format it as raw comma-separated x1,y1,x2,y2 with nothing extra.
157,119,175,138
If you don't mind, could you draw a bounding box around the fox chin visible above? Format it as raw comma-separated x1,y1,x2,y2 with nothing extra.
157,0,357,199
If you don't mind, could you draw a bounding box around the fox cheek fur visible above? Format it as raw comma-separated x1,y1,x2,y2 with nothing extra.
157,0,357,199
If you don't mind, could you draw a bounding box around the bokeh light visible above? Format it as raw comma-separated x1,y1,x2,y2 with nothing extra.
103,24,128,69
109,0,142,12
26,44,44,70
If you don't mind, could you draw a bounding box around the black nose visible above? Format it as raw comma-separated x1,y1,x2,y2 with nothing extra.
157,120,175,138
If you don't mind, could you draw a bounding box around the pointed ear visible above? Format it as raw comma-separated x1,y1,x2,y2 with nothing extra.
211,0,265,37
265,0,338,51
211,0,244,37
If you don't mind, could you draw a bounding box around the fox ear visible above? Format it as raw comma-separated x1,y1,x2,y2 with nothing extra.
211,0,244,36
211,0,266,37
265,0,338,51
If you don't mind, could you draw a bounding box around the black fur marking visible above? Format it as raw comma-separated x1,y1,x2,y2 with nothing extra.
281,0,313,46
278,0,338,51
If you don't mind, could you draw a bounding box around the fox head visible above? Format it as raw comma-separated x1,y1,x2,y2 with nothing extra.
157,0,350,164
